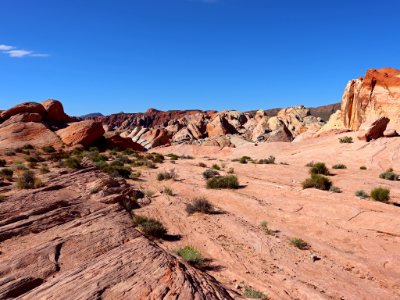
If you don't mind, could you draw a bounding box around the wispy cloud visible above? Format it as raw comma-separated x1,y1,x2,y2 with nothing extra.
0,44,49,58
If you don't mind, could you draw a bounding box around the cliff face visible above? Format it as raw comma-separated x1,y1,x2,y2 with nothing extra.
341,68,400,130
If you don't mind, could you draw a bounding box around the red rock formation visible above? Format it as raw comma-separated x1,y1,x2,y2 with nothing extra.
42,99,74,123
357,116,390,141
105,134,145,151
0,102,47,123
56,120,105,147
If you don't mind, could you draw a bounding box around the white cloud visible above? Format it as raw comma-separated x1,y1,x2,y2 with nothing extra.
0,44,48,58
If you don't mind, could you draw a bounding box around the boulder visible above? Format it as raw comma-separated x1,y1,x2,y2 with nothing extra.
138,129,170,149
206,115,237,137
0,102,46,123
265,125,293,142
105,135,145,151
172,128,194,143
1,113,43,126
357,117,390,141
42,99,73,123
56,120,105,147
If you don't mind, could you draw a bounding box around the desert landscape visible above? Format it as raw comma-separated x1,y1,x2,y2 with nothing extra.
0,67,399,299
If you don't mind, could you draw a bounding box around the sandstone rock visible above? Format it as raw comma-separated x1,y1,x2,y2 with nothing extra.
357,117,390,141
56,120,105,147
206,115,237,137
341,68,400,130
384,129,398,137
0,102,46,123
264,125,293,142
0,121,62,150
0,168,232,299
0,112,43,126
105,134,145,151
138,128,170,149
317,110,346,135
42,99,73,123
202,136,235,148
172,128,194,143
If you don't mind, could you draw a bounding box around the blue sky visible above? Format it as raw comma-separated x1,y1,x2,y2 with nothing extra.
1,0,399,116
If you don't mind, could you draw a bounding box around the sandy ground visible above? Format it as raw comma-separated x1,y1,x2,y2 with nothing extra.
131,132,400,299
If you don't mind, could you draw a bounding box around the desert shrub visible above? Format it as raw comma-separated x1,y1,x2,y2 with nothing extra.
65,157,81,169
16,170,42,189
22,144,34,150
332,164,347,169
42,146,56,153
38,164,49,174
239,156,251,164
260,221,273,235
0,168,13,180
157,169,178,181
163,186,174,196
144,189,155,198
0,159,6,167
180,155,194,160
130,170,141,180
103,165,132,178
309,162,329,175
4,150,16,156
14,161,28,171
198,162,207,168
371,187,390,202
176,246,204,266
257,156,276,164
227,167,235,174
302,174,332,191
132,215,167,238
86,151,108,163
329,186,342,193
120,197,139,213
167,153,179,160
360,166,367,170
379,169,398,181
14,147,23,153
339,136,353,143
305,161,314,167
202,169,220,179
122,148,137,155
207,175,239,189
147,152,164,163
290,238,310,250
186,197,214,215
211,164,221,170
355,190,369,199
243,286,267,299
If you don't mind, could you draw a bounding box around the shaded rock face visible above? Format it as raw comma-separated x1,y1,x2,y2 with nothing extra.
0,102,47,122
56,120,105,147
42,99,74,123
105,134,145,151
357,116,390,141
341,68,400,130
0,167,232,299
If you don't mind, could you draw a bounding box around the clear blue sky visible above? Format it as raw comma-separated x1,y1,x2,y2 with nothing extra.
1,0,399,116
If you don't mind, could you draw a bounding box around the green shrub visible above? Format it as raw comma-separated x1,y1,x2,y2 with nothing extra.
163,186,174,196
0,168,13,180
65,157,81,169
379,169,398,181
257,156,276,164
371,187,390,202
0,159,6,167
198,162,207,168
243,286,267,299
360,166,367,170
302,174,332,191
290,238,310,250
227,167,235,174
355,190,369,199
103,165,132,178
132,215,167,238
239,156,251,164
157,169,177,181
4,150,16,156
42,146,56,153
147,152,164,163
202,169,220,179
207,175,239,189
14,161,28,171
329,186,342,193
120,197,139,213
332,164,347,169
180,155,194,160
211,164,221,170
186,197,214,215
16,170,42,189
260,221,273,235
339,136,353,143
176,246,204,266
309,162,329,175
167,153,179,160
22,144,34,150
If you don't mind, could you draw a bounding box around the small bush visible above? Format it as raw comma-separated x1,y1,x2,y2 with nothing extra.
329,186,342,193
16,170,42,189
4,150,16,156
167,153,179,160
157,169,178,181
332,164,347,169
379,169,398,181
202,169,220,179
42,146,56,153
144,189,155,198
360,166,367,170
207,175,239,189
198,162,207,168
371,187,390,202
211,164,221,170
120,197,139,213
257,156,276,164
103,165,132,178
65,157,81,169
243,286,267,299
0,168,13,180
14,161,28,171
355,190,369,199
22,144,34,150
147,152,164,163
260,221,273,235
163,186,174,196
239,156,251,164
186,197,214,215
290,238,310,250
309,162,329,175
0,159,6,167
180,155,194,160
339,136,353,143
302,174,332,191
176,246,204,266
305,161,314,167
132,215,167,238
227,167,235,174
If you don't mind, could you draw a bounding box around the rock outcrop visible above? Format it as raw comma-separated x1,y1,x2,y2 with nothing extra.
357,116,390,141
105,134,145,151
0,167,232,299
42,99,74,123
56,120,105,147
